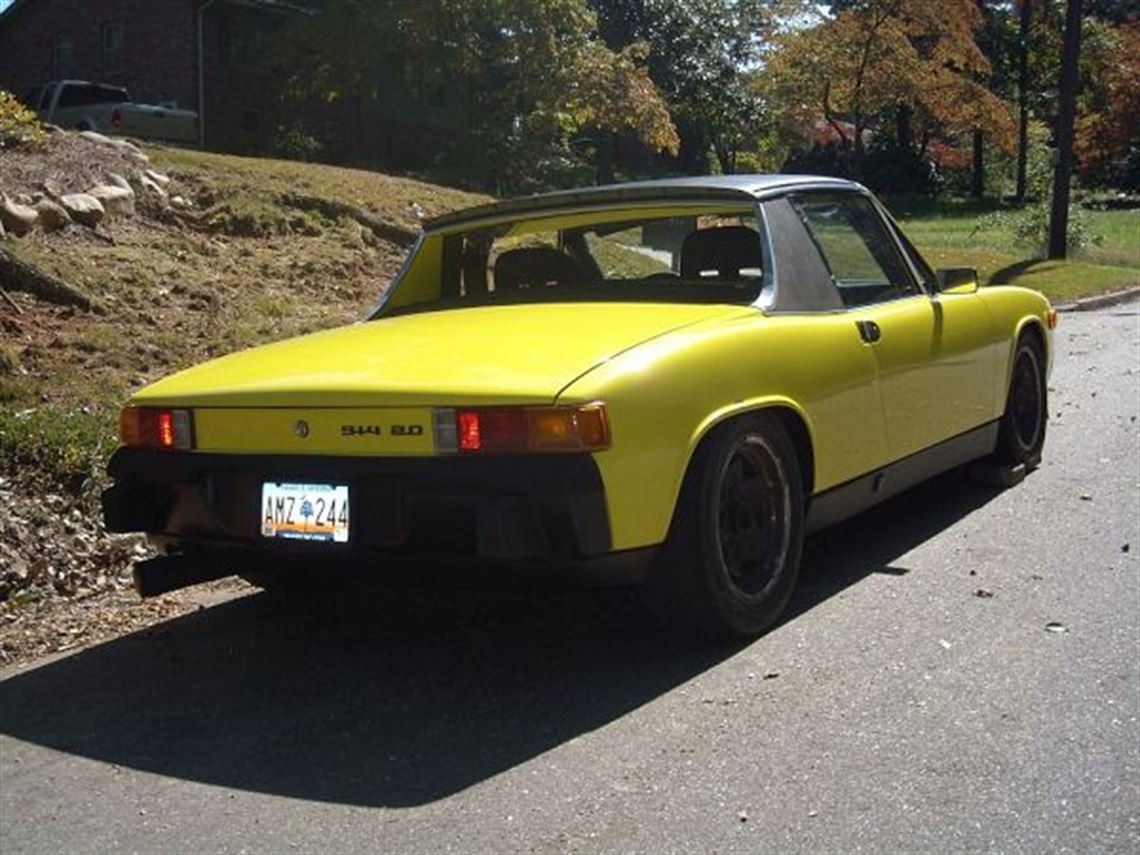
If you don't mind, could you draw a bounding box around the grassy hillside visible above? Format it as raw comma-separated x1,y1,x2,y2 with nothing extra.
1,145,487,488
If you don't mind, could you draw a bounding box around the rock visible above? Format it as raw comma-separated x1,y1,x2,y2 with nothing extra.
34,198,71,232
60,194,106,227
144,169,171,187
137,174,167,200
43,123,65,135
78,130,115,147
0,218,6,239
87,185,135,217
106,173,133,192
0,196,38,236
170,195,192,209
116,139,148,162
77,130,149,162
41,178,62,199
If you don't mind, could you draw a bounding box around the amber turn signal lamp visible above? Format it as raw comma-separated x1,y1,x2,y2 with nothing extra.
1046,308,1059,330
437,404,610,454
120,408,194,450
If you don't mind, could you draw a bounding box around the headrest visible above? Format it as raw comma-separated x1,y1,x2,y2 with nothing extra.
680,226,763,279
493,247,583,290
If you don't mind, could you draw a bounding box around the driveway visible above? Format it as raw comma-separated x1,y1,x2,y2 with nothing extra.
2,305,1137,854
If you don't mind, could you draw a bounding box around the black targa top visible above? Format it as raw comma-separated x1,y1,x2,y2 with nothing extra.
424,174,866,233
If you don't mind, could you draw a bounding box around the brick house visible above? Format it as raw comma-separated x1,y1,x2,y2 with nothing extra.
0,0,329,154
0,0,467,165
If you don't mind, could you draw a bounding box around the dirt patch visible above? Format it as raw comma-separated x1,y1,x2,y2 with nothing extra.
0,130,147,199
0,577,251,669
2,138,484,665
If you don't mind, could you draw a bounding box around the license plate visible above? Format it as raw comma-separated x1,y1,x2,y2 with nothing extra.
260,482,350,543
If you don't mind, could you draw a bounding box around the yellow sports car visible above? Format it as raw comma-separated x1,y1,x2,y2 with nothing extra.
102,175,1055,636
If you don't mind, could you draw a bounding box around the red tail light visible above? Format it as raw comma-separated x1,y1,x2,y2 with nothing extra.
120,408,194,450
110,107,122,129
438,404,610,454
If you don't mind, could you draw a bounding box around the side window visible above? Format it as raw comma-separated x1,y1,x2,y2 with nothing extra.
791,194,917,307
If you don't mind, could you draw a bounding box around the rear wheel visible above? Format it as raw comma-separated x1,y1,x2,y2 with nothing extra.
640,413,805,637
996,335,1047,466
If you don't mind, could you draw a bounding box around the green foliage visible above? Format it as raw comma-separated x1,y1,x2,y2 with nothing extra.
0,406,116,491
590,0,771,174
973,203,1104,255
273,121,324,162
265,0,677,192
0,89,46,151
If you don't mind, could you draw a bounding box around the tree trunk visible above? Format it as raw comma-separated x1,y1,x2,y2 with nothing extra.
594,131,615,185
971,129,985,199
1048,0,1084,260
1016,0,1032,203
896,105,912,151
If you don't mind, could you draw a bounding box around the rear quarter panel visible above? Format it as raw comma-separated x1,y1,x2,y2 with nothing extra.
568,286,1054,552
560,310,889,550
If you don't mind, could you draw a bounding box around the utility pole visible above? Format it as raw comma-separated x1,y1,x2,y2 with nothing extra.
1048,0,1083,259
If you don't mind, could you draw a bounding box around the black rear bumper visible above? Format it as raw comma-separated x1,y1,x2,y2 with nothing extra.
102,447,613,563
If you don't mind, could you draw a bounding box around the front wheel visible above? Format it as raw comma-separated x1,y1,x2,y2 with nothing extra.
640,413,805,637
995,335,1047,466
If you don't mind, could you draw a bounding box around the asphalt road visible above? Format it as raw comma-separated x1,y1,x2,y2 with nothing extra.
2,306,1138,854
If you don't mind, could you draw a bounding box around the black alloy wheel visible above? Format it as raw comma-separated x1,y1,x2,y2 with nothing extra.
641,412,805,637
714,435,793,599
997,336,1047,466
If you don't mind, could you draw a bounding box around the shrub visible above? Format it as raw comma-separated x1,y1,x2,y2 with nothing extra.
973,202,1104,255
273,121,324,162
0,405,116,491
0,89,46,151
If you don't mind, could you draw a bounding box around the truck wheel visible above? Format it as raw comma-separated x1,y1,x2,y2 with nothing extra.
640,412,805,637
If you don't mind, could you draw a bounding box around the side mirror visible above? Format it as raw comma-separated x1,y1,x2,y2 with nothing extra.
936,267,978,295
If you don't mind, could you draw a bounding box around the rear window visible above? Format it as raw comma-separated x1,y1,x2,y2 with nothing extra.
56,84,129,108
382,204,770,316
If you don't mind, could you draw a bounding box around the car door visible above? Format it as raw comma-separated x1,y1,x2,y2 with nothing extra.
790,192,997,462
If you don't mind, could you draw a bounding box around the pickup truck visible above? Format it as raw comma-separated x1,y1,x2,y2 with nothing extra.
23,80,198,145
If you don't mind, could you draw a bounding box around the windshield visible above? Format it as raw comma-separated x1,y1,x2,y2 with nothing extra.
377,203,769,317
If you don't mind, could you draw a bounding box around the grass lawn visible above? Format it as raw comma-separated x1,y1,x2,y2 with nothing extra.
887,197,1139,302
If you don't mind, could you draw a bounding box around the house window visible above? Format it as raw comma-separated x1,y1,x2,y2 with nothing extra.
52,35,74,77
219,15,264,68
100,22,125,73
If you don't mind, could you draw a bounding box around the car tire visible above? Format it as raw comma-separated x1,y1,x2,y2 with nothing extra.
995,334,1047,467
640,412,805,638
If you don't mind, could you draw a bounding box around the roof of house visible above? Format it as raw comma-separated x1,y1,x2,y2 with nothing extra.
425,174,865,231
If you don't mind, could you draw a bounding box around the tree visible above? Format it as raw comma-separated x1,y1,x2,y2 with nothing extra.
266,0,679,192
1048,0,1083,259
589,0,773,174
762,0,1015,181
1075,18,1140,188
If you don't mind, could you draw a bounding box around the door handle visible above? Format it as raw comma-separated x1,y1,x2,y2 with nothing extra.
856,320,882,344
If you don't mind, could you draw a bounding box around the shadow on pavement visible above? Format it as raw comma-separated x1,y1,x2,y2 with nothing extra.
0,468,1001,807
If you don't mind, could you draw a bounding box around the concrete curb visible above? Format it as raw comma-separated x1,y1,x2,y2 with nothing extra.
1054,285,1140,313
